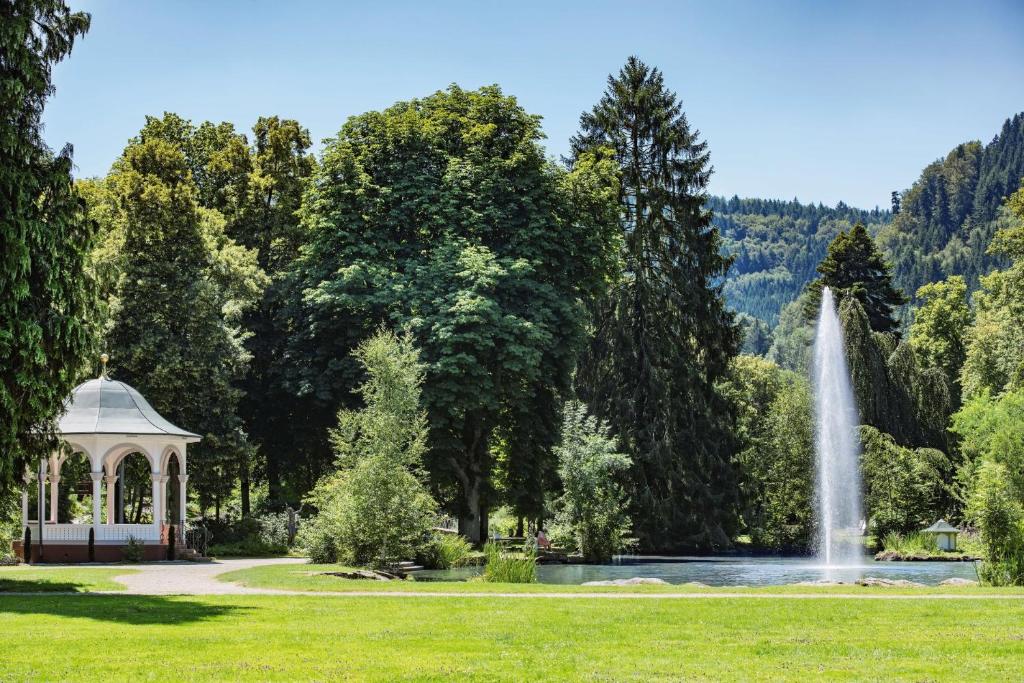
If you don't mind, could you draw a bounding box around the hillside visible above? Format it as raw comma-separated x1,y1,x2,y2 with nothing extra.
718,112,1024,337
712,196,889,328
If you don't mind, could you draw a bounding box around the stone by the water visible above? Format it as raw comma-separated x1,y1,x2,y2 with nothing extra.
939,577,979,586
856,577,925,587
582,577,669,586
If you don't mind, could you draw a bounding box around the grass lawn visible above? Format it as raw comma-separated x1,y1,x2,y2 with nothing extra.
0,593,1022,680
0,566,133,592
219,562,1024,596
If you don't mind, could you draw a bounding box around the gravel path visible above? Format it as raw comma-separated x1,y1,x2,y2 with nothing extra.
111,557,307,595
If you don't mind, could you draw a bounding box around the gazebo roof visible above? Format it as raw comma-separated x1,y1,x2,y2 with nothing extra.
922,519,959,534
58,377,200,440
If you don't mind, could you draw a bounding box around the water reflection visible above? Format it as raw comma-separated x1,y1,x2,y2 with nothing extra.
415,556,980,586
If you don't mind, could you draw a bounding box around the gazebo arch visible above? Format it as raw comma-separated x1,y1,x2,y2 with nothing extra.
18,359,201,562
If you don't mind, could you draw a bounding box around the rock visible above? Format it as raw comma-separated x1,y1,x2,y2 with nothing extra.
321,569,406,581
581,577,669,586
939,578,979,586
856,577,925,588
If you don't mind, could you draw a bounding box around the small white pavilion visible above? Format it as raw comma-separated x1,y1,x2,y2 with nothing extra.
20,357,200,561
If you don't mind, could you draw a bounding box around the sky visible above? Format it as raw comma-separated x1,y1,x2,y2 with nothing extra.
44,0,1024,209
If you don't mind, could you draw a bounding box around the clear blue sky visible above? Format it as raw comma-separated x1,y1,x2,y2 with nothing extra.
45,0,1024,208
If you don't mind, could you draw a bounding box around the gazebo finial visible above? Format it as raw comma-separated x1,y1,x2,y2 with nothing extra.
99,353,109,380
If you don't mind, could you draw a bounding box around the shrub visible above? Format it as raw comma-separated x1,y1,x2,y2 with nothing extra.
551,401,633,563
419,533,472,569
22,527,31,564
299,329,438,568
968,460,1024,586
88,526,95,562
123,535,145,563
299,460,436,567
482,542,537,583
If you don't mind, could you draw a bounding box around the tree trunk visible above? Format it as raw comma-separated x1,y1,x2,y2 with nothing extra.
240,456,251,517
458,478,482,545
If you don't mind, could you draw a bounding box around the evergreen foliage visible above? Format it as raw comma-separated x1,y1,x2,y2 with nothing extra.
571,56,740,551
808,223,906,335
0,0,96,494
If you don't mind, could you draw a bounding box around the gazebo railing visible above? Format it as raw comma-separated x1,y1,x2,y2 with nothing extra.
24,522,161,542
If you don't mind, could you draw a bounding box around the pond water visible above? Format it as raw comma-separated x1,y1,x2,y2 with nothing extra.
415,556,980,586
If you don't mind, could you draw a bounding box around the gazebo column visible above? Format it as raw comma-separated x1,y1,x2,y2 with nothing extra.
151,473,162,530
90,472,103,527
48,468,60,523
177,474,189,526
104,475,118,524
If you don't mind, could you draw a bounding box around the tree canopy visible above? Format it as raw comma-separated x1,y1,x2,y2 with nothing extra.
287,85,621,542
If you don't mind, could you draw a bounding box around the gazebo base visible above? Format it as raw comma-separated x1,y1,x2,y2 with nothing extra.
12,541,170,563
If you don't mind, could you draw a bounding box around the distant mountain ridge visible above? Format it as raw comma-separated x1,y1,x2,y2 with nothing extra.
717,112,1024,332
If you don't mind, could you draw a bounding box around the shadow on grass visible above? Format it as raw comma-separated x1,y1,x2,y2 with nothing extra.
0,593,249,625
0,578,100,593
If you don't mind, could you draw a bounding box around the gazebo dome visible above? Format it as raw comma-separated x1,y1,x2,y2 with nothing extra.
58,377,200,440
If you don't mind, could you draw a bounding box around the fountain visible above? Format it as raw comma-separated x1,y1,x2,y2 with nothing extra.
812,286,863,566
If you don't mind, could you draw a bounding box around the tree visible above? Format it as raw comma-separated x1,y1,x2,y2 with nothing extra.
721,356,814,550
808,223,906,335
960,179,1024,398
288,85,620,543
0,0,96,493
100,136,265,510
909,276,971,407
299,329,437,567
550,401,632,562
891,191,901,215
859,426,950,539
571,56,741,551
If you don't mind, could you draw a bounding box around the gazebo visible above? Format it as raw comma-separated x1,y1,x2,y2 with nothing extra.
922,519,959,551
16,358,200,562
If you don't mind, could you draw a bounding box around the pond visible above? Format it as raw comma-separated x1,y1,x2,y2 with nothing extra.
415,555,980,586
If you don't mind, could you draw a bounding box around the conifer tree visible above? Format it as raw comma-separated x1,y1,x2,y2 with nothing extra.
809,223,906,335
0,0,96,493
571,57,741,551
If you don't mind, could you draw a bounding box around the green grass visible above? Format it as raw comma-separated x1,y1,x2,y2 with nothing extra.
0,593,1022,680
0,567,133,592
218,562,1024,595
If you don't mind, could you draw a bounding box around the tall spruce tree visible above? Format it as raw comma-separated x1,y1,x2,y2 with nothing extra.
1,0,96,493
571,57,741,551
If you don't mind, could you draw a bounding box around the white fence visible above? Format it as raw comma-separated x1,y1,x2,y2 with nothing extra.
24,523,161,543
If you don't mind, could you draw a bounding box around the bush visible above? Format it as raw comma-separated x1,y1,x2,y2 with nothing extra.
419,533,472,569
482,542,537,583
299,459,436,567
551,401,633,563
299,329,439,568
123,535,145,563
968,460,1024,586
207,538,287,557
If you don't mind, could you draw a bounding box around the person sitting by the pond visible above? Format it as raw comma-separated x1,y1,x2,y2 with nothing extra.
536,528,551,550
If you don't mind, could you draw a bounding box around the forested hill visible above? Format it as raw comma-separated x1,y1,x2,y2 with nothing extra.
716,112,1024,333
712,196,889,327
878,112,1024,303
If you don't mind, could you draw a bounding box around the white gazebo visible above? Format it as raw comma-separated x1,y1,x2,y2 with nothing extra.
20,359,200,562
